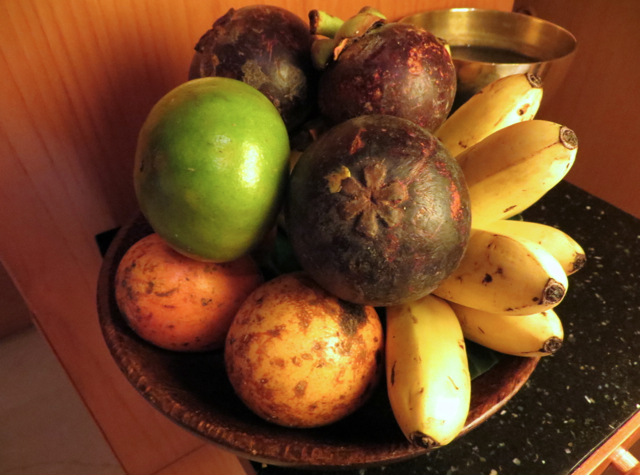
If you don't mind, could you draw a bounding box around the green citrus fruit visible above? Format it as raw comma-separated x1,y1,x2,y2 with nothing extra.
134,77,290,262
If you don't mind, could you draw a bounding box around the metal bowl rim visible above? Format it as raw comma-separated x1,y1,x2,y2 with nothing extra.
400,8,577,63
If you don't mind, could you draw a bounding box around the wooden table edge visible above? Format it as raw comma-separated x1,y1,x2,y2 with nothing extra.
572,410,640,475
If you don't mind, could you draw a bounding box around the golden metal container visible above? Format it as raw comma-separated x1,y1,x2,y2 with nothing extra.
401,8,577,109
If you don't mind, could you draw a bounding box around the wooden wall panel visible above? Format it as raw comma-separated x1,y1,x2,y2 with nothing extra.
0,1,512,474
514,0,640,219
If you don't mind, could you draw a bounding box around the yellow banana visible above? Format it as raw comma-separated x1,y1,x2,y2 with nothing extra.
456,120,578,229
436,73,543,157
449,302,564,357
478,220,586,275
433,228,569,316
386,294,471,449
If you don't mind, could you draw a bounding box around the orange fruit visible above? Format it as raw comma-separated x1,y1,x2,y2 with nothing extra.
115,233,262,351
225,272,384,427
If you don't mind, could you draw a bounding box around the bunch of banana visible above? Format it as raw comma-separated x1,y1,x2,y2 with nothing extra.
385,73,586,450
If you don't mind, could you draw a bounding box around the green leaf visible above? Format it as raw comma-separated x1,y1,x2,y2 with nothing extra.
466,339,502,379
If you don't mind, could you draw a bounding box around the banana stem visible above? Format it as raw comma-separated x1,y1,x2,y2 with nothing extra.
542,278,566,305
542,336,563,354
409,431,441,450
526,72,543,88
309,10,344,37
560,126,578,149
571,253,587,273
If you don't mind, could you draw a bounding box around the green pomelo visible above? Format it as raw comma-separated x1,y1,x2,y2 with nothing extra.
134,77,290,262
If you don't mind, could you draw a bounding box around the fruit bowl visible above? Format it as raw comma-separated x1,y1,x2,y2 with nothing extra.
97,212,540,469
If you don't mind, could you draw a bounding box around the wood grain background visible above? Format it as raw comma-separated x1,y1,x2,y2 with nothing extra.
514,0,640,220
0,2,512,474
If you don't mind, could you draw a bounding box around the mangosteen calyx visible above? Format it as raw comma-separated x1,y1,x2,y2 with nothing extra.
310,7,387,69
335,163,408,238
309,10,344,37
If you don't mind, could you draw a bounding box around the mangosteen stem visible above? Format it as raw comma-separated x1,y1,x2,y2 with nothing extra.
311,37,338,70
357,6,387,20
333,9,387,42
309,10,344,38
311,8,388,69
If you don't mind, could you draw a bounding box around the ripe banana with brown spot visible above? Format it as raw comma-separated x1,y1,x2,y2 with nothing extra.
386,294,471,450
448,301,564,357
477,219,586,275
456,120,578,229
436,73,543,157
432,228,569,316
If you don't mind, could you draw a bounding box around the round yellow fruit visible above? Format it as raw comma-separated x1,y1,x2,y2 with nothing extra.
224,272,384,428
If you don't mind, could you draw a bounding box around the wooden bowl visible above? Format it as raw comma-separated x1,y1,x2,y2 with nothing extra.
97,213,540,469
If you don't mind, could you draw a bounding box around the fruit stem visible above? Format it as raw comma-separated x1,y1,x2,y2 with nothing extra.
526,72,543,88
409,431,441,450
571,253,587,273
542,278,566,305
560,126,578,150
311,8,388,68
542,336,563,354
357,6,387,20
334,9,386,42
311,37,338,70
309,10,344,38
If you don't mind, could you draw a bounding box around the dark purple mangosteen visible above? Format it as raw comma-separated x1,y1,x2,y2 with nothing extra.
316,22,457,133
190,5,317,132
285,114,471,307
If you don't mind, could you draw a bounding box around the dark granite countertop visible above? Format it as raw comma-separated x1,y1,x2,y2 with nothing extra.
252,180,640,475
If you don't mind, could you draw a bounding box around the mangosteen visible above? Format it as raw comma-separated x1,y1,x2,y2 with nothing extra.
285,115,471,307
315,21,457,133
190,5,317,131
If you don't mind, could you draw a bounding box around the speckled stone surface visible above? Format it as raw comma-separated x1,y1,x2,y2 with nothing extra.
252,180,640,475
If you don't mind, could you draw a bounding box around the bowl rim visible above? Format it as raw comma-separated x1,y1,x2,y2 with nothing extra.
399,7,577,64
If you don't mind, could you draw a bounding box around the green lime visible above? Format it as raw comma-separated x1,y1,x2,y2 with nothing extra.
134,77,290,262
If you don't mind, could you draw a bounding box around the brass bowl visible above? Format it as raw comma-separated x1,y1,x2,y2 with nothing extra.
97,212,540,469
400,8,577,110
